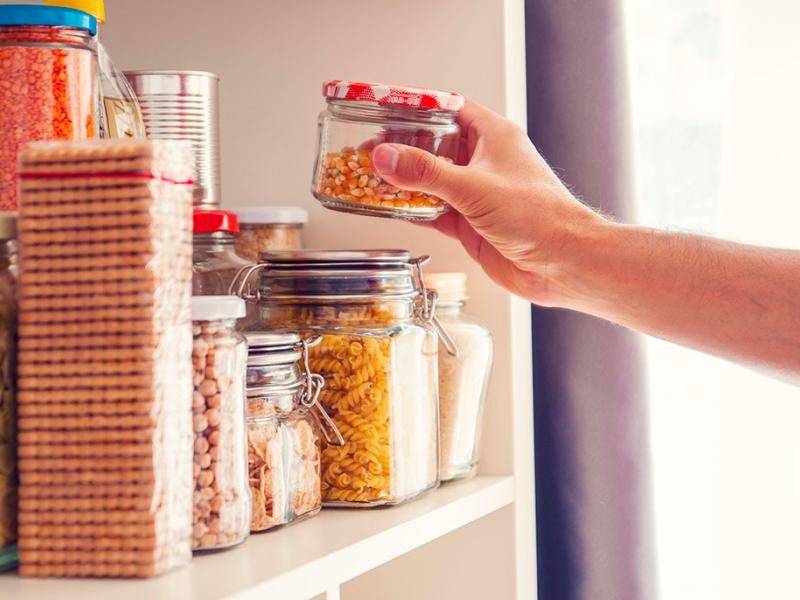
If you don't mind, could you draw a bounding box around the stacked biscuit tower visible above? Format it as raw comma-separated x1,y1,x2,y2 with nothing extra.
13,140,194,577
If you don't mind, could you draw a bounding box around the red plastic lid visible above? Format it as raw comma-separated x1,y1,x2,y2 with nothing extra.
322,80,464,112
193,210,239,233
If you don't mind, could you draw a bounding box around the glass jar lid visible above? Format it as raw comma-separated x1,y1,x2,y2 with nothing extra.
254,249,424,300
423,272,468,303
191,295,245,321
0,4,97,34
227,206,308,225
323,80,464,112
244,331,303,367
194,210,239,233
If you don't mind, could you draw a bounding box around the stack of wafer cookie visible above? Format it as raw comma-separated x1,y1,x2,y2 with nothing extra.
14,139,194,578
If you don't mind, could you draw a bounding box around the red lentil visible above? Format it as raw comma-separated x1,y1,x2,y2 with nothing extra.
0,27,94,210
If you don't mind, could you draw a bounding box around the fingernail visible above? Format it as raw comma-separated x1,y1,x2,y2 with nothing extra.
372,144,400,175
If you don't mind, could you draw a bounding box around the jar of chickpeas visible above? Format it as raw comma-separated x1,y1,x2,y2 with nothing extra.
312,80,462,221
234,250,451,507
191,296,250,551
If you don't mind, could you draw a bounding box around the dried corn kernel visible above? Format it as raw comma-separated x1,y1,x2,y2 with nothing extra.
316,148,451,214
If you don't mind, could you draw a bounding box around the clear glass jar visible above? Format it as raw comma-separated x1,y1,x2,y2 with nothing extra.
0,6,98,210
236,250,449,507
312,80,462,221
0,214,16,571
229,207,308,261
424,273,493,482
243,332,336,531
193,210,253,295
191,296,251,551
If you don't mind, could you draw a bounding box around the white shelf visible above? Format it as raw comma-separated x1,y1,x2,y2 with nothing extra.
0,476,513,600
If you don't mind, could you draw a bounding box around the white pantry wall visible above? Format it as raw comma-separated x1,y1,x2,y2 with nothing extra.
103,1,534,599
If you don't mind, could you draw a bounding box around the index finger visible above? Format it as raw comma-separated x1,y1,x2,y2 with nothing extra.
456,98,506,137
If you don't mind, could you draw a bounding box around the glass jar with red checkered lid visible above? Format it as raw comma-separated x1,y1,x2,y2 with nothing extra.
312,80,463,221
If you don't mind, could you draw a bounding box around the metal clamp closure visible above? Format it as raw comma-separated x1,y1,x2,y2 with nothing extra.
228,263,265,300
300,336,344,447
410,255,459,357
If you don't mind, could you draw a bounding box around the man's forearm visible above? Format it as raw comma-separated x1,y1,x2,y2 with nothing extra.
557,222,800,382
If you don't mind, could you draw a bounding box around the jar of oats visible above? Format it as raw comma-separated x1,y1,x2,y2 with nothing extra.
423,273,493,482
191,296,250,551
229,207,308,261
239,250,450,506
312,80,462,221
243,332,337,531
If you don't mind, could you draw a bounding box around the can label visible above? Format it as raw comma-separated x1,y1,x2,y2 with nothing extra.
102,97,145,139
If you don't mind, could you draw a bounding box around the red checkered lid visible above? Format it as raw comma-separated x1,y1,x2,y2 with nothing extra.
322,80,464,112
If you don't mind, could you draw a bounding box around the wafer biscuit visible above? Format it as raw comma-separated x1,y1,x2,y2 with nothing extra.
17,398,154,415
20,469,156,486
19,458,159,476
19,563,158,578
19,495,155,513
21,188,153,205
19,310,153,327
18,428,155,444
22,156,161,174
19,483,155,500
19,374,154,389
18,535,159,551
19,441,154,458
18,333,157,351
21,253,154,270
20,140,155,162
19,347,155,363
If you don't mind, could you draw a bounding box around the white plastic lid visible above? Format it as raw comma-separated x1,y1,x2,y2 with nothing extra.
228,206,309,225
423,272,468,303
191,296,246,321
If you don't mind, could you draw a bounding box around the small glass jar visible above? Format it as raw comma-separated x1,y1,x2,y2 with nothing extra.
191,296,251,551
424,273,493,482
312,80,462,221
243,332,338,531
0,5,97,210
0,213,16,571
235,250,452,507
193,210,253,295
229,207,308,261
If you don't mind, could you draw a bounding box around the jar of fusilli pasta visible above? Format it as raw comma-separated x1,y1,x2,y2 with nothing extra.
243,332,341,530
234,250,452,507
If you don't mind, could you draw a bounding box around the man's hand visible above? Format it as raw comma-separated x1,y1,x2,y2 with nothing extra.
370,100,605,307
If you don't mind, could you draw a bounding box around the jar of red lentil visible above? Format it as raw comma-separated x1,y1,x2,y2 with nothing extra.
312,80,462,221
0,5,97,211
228,207,308,261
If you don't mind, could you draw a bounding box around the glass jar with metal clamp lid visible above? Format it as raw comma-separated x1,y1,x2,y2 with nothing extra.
243,331,342,531
232,250,457,507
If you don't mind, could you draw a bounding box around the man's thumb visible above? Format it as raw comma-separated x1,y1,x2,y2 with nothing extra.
371,143,460,199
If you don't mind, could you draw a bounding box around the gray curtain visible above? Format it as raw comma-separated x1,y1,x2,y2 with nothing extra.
525,1,656,599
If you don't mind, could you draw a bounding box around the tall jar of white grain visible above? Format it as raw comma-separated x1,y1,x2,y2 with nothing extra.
424,273,493,482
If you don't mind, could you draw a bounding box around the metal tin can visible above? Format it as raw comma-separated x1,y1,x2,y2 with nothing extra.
125,70,221,209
